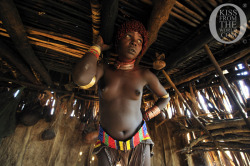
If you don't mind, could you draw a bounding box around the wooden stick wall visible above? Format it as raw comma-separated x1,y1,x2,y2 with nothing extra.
155,77,250,165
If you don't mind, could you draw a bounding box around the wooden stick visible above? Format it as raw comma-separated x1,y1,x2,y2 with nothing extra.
0,57,17,78
172,7,200,24
161,70,234,163
185,0,206,17
90,0,101,43
173,93,182,116
192,142,250,149
207,0,217,7
175,1,203,21
165,27,213,70
0,77,99,100
185,92,203,115
0,27,89,56
164,45,250,89
189,132,250,149
170,11,198,27
27,28,90,49
100,0,118,45
0,39,39,84
198,0,212,11
29,41,83,58
204,44,250,128
206,118,250,130
179,126,250,135
0,0,52,85
136,0,176,65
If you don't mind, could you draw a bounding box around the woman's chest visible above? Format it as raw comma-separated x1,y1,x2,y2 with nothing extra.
99,69,146,100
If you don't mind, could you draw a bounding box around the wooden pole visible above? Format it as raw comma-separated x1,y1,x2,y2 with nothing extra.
100,0,118,45
0,0,52,85
185,0,206,17
204,44,250,128
0,40,39,84
175,1,203,21
170,11,198,27
172,7,200,24
165,27,213,70
164,45,250,89
136,0,176,65
0,77,99,100
90,0,101,44
161,70,233,163
166,10,250,71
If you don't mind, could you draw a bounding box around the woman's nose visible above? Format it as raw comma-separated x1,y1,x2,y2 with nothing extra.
130,40,137,46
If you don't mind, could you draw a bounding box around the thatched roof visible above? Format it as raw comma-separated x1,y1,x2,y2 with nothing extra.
0,0,249,98
0,1,250,165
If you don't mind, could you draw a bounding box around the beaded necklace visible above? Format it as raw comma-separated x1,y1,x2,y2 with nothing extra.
115,59,135,70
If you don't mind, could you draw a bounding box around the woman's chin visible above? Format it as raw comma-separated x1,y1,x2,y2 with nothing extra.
119,55,137,62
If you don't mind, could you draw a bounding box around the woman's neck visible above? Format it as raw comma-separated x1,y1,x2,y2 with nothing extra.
115,59,135,70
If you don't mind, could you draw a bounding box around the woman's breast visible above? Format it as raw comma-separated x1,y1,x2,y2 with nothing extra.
99,75,143,101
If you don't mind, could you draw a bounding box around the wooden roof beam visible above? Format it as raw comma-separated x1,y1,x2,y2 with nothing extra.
205,44,250,128
166,8,250,71
166,27,213,70
136,0,176,65
0,39,39,84
100,0,119,45
163,43,250,89
161,70,233,163
0,0,52,86
0,77,99,101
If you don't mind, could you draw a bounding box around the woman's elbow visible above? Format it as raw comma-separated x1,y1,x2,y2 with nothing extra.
72,73,94,86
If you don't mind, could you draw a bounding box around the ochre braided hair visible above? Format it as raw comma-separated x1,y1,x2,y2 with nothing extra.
115,20,148,57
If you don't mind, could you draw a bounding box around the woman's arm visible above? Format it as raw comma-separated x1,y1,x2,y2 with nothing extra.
72,36,110,88
143,69,170,121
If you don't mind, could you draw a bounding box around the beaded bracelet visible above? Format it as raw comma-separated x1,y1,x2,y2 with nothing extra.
145,105,161,121
79,76,96,89
160,93,169,99
87,45,101,59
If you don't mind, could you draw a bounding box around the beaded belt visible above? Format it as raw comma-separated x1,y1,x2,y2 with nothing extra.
94,121,150,151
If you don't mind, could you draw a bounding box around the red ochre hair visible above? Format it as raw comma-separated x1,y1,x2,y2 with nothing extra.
115,20,148,57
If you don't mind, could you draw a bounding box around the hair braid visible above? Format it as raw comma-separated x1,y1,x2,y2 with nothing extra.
115,20,148,57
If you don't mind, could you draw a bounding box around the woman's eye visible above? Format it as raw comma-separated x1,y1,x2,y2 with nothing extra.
138,39,142,43
126,34,131,38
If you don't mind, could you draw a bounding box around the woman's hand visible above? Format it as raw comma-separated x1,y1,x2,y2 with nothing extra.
96,35,112,52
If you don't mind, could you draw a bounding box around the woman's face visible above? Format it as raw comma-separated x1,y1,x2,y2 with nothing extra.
117,31,143,62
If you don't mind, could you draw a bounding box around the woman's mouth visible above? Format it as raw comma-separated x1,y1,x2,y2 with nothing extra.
128,48,136,54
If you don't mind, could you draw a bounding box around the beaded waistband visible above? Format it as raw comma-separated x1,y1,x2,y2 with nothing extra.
94,121,150,151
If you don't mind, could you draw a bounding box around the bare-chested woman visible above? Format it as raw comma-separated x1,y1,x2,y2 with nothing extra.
73,20,170,166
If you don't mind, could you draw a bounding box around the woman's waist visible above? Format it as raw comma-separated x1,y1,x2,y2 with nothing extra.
99,116,143,141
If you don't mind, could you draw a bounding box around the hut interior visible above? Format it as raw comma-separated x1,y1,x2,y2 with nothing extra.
0,0,250,165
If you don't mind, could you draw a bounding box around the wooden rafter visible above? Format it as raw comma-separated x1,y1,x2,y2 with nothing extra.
165,9,250,71
0,39,39,84
100,0,119,45
0,0,52,85
161,70,233,163
204,44,250,128
136,0,176,65
163,44,250,89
